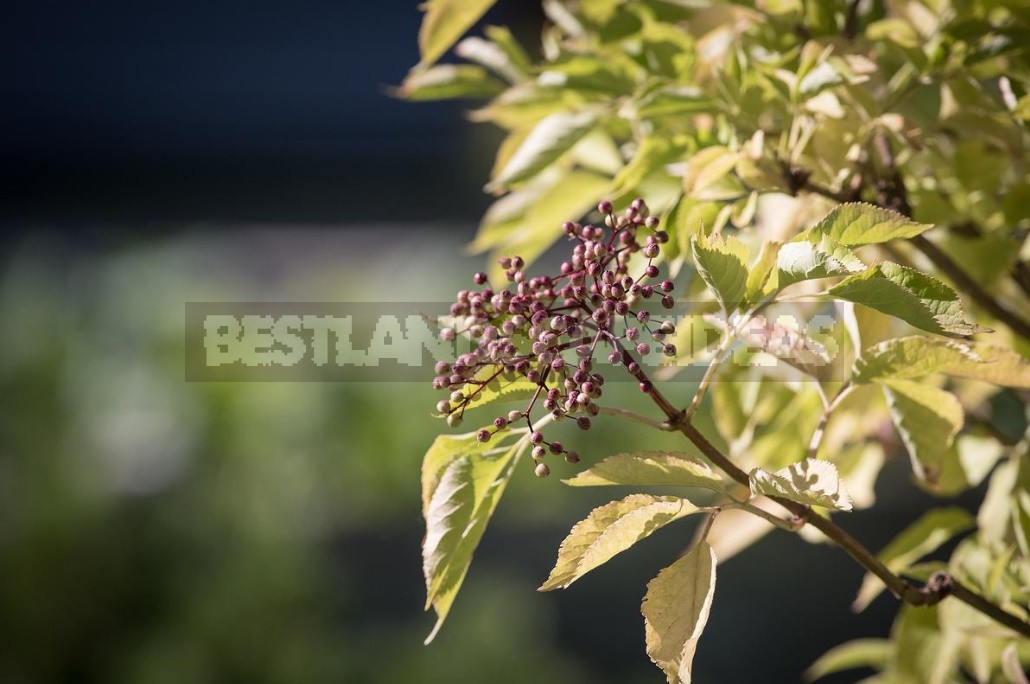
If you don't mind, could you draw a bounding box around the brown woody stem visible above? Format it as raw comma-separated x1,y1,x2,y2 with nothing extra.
624,370,1030,638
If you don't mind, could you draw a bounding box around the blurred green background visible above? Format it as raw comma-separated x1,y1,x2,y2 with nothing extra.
0,2,981,682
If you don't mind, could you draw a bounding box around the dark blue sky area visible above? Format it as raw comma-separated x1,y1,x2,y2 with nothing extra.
1,2,542,223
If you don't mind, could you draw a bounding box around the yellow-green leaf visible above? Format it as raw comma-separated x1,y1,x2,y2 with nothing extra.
479,169,611,281
682,146,740,196
776,236,866,288
642,540,717,684
422,430,525,642
828,262,988,338
487,110,600,190
854,336,1030,387
882,379,964,490
562,451,725,490
396,64,506,101
418,0,498,69
803,202,932,247
806,639,893,681
749,458,853,511
539,494,708,591
690,233,751,309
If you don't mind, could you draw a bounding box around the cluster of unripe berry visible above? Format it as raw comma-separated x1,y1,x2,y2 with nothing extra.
432,199,677,477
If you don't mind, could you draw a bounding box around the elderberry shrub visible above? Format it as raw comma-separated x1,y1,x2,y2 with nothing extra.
431,199,677,476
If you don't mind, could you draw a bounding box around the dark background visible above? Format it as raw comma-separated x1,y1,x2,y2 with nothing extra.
2,1,547,226
0,2,962,683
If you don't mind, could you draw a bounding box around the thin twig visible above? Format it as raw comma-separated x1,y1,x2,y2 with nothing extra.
596,405,672,431
808,381,854,460
843,0,862,40
724,500,802,531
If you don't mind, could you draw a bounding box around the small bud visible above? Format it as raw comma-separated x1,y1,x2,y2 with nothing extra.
664,344,677,357
662,295,674,309
476,429,491,443
532,445,547,459
643,243,660,259
450,390,465,403
508,410,523,423
577,417,591,431
530,431,544,444
549,441,562,454
660,320,676,334
598,200,613,214
436,400,451,414
660,280,674,293
645,215,660,229
494,416,507,428
637,310,650,324
645,264,659,278
639,380,653,393
637,343,651,355
535,462,551,478
473,272,488,285
655,230,669,244
447,414,463,428
565,451,581,464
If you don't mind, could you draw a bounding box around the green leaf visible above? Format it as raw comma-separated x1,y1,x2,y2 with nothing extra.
538,54,636,94
571,129,624,176
636,85,713,118
418,0,498,69
852,507,975,612
804,203,932,247
422,430,525,642
455,36,521,83
682,146,741,196
562,451,726,490
611,136,687,196
854,336,1030,387
539,494,708,589
487,110,600,190
484,25,531,77
690,233,750,309
890,604,962,684
798,61,844,99
472,169,610,280
469,84,568,130
744,240,780,301
539,494,708,591
749,458,853,511
776,236,866,288
396,64,505,101
827,262,987,337
806,639,893,681
642,540,717,684
882,379,964,490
